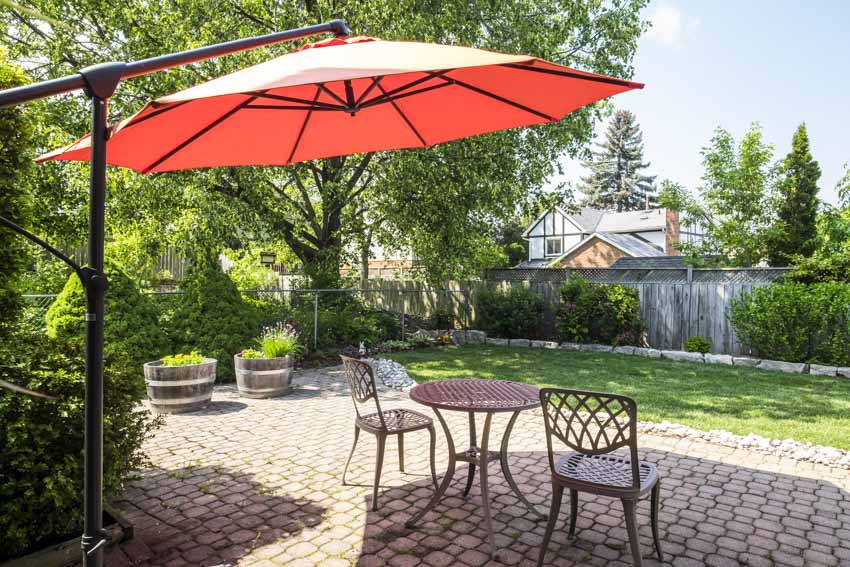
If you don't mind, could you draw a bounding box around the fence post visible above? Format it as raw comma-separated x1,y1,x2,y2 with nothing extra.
401,289,406,340
686,265,694,343
313,291,318,351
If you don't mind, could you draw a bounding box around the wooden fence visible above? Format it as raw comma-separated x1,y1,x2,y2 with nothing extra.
367,268,790,355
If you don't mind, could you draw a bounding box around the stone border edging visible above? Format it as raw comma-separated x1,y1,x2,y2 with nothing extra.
474,335,850,379
637,419,850,470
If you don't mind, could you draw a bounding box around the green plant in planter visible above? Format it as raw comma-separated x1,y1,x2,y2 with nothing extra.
255,322,306,359
684,336,711,354
161,352,205,366
239,348,263,360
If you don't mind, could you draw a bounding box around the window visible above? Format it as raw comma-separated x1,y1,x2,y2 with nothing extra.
545,237,562,256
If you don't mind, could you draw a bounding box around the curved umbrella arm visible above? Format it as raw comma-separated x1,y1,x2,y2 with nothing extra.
0,214,84,279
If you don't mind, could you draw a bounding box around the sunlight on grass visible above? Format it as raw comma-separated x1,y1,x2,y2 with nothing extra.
387,345,850,450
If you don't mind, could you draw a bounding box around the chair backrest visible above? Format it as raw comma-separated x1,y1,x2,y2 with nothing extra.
340,355,386,429
540,387,640,489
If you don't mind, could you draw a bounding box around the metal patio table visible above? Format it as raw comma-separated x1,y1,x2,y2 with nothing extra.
405,378,546,557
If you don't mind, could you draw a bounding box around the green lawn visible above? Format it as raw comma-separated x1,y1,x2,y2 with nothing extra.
387,345,850,450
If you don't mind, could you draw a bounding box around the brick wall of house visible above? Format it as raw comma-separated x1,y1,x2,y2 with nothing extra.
554,238,626,268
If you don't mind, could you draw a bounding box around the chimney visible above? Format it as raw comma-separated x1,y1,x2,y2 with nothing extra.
665,209,680,255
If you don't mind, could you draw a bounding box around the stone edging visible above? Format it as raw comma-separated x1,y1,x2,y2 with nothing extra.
475,335,850,379
637,419,850,470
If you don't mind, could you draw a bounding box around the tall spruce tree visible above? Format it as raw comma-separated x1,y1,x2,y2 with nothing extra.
581,110,657,211
767,124,821,266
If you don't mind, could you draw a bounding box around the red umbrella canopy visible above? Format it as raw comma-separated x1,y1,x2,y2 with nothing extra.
38,36,643,172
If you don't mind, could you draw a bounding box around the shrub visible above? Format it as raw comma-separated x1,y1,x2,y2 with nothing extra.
729,282,850,365
430,307,455,330
0,329,160,558
684,336,711,354
166,262,260,380
46,259,168,375
475,285,544,339
290,301,401,350
557,277,644,346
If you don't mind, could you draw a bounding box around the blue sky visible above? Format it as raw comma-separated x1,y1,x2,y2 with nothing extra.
551,0,850,206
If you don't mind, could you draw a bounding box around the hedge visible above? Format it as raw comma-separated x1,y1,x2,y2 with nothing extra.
557,277,644,346
730,282,850,365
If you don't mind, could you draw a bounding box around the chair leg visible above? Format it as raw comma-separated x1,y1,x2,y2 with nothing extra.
372,433,387,511
621,498,643,567
650,481,663,562
428,425,438,491
342,425,360,486
568,488,579,539
537,483,564,567
397,433,405,472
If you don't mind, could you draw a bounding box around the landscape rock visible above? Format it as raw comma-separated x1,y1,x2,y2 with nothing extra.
639,419,850,470
809,364,837,376
632,347,661,358
661,350,704,363
758,359,808,374
486,337,509,346
704,353,734,365
612,346,636,356
530,340,558,349
580,344,613,353
452,329,486,345
366,358,416,391
836,367,850,379
558,342,581,351
509,338,530,348
732,356,761,367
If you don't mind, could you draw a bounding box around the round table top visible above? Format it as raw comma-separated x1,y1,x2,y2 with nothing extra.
409,378,540,413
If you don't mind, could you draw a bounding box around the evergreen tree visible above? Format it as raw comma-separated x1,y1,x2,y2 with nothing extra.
767,124,821,266
581,110,657,211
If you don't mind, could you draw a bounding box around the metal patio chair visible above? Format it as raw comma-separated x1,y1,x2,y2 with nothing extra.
340,355,438,511
538,388,663,567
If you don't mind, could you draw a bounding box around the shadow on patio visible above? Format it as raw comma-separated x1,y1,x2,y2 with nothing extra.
108,464,326,566
351,448,850,566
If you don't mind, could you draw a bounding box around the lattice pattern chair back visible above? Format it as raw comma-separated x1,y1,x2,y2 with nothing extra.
540,388,640,489
340,355,386,429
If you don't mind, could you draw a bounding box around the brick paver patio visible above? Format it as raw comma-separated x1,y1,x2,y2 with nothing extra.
107,366,850,567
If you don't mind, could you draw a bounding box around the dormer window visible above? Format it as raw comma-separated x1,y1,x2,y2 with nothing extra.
545,237,562,256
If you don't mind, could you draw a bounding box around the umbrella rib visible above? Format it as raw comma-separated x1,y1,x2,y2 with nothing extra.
244,104,337,111
123,100,192,130
286,86,321,164
432,73,554,122
502,63,639,88
358,70,450,108
359,82,452,110
354,76,383,106
249,91,345,111
376,83,427,147
317,83,349,109
141,94,260,173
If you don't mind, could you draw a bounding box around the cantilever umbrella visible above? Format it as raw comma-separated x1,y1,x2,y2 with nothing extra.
38,35,642,171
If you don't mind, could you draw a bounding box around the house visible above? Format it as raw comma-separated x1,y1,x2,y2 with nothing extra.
519,206,702,268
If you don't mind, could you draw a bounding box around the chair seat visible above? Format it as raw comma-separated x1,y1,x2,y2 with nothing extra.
555,452,657,493
357,408,433,433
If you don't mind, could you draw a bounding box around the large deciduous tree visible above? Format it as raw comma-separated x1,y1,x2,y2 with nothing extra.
2,0,649,286
658,124,780,267
767,123,821,266
580,109,657,211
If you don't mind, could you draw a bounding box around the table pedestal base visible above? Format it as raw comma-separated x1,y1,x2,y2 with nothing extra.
405,409,546,558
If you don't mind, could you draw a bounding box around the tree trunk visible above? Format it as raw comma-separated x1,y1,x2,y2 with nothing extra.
360,229,372,290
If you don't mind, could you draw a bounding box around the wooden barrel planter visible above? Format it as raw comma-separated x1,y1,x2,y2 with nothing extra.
234,354,293,398
143,358,216,414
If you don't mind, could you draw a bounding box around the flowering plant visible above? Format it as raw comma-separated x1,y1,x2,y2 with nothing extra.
161,352,204,366
239,348,263,359
254,321,306,359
